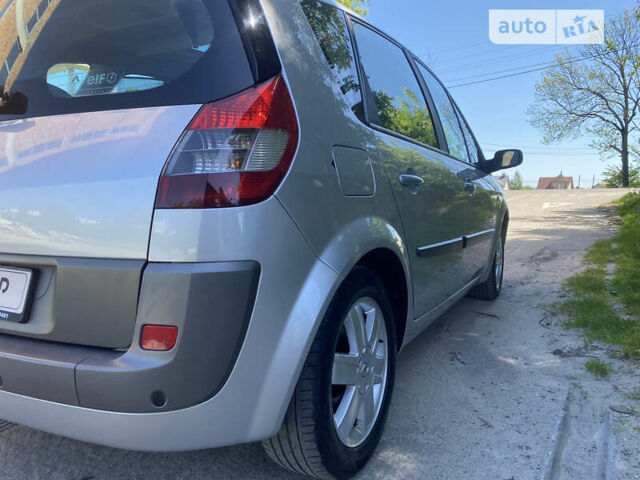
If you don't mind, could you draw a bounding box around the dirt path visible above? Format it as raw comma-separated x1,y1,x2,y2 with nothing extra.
0,189,638,480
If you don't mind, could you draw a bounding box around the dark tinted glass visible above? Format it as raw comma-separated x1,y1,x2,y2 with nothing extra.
352,23,437,148
453,104,479,164
301,0,364,121
416,63,468,161
0,0,254,119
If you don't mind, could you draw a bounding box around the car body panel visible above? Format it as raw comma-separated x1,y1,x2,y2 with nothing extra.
0,106,200,259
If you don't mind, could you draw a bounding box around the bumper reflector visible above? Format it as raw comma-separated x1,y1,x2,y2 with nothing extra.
141,325,179,351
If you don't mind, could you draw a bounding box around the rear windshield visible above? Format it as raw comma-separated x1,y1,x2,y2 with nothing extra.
0,0,254,120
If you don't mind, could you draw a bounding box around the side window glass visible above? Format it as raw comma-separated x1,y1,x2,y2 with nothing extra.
416,63,469,162
301,0,364,121
351,23,438,148
454,105,479,164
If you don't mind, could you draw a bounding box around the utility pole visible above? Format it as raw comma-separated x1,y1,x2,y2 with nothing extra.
578,175,581,189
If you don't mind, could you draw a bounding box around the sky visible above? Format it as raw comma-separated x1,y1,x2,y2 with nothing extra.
367,0,636,187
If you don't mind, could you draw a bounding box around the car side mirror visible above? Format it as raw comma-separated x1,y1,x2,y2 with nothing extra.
483,149,523,173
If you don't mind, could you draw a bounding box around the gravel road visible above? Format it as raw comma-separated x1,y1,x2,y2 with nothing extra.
1,189,639,480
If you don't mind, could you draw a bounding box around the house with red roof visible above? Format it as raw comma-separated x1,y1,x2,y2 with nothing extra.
537,172,575,190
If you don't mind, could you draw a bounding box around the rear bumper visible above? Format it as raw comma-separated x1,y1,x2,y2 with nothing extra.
0,261,260,413
0,260,338,452
0,198,339,450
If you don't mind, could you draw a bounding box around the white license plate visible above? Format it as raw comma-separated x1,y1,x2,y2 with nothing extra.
0,266,34,323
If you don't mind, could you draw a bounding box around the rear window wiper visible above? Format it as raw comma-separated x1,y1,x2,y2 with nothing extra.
0,89,28,115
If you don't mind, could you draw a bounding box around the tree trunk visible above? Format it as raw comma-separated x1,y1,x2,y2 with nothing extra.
621,129,630,187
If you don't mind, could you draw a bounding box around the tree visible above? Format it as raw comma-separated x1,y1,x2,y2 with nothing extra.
527,10,640,187
511,171,524,190
335,0,371,17
602,162,640,187
370,88,438,147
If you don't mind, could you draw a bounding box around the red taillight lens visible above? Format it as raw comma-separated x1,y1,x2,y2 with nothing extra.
140,325,179,351
156,75,298,209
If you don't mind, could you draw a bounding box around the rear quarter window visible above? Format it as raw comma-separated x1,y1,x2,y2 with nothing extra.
0,0,254,120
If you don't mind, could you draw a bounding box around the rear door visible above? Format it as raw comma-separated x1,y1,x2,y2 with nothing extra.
350,22,468,317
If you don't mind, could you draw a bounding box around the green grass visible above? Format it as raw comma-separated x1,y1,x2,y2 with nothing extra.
584,239,615,266
565,268,607,295
612,194,640,317
557,193,640,359
585,359,612,377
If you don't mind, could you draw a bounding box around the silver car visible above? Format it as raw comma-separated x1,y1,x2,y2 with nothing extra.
0,0,521,478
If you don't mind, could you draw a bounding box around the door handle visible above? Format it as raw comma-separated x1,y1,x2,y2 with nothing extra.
399,174,424,187
464,182,476,195
399,174,424,194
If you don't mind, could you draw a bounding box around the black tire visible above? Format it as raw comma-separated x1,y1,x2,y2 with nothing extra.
262,267,397,480
469,233,505,300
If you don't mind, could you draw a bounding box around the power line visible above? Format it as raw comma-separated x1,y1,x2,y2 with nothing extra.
481,142,594,150
435,44,570,74
446,43,638,89
442,50,575,83
427,8,628,77
521,152,601,156
447,63,569,88
416,40,487,58
417,7,626,62
429,44,543,68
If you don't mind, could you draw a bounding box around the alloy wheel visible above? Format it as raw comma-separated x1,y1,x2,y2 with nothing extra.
331,297,388,448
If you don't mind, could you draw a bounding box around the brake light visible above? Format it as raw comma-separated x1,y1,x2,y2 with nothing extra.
156,75,298,209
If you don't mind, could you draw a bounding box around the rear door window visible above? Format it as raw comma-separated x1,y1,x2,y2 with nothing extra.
351,22,438,148
0,0,254,119
416,62,469,162
301,0,364,122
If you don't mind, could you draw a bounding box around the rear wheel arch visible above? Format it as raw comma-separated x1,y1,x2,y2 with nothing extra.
263,266,398,479
354,248,408,351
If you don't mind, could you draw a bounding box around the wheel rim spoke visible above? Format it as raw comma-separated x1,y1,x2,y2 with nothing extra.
334,387,360,441
360,389,375,424
365,305,381,352
332,354,360,385
345,305,367,353
373,354,385,377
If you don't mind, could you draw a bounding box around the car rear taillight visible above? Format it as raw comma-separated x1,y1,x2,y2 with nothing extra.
156,75,298,209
